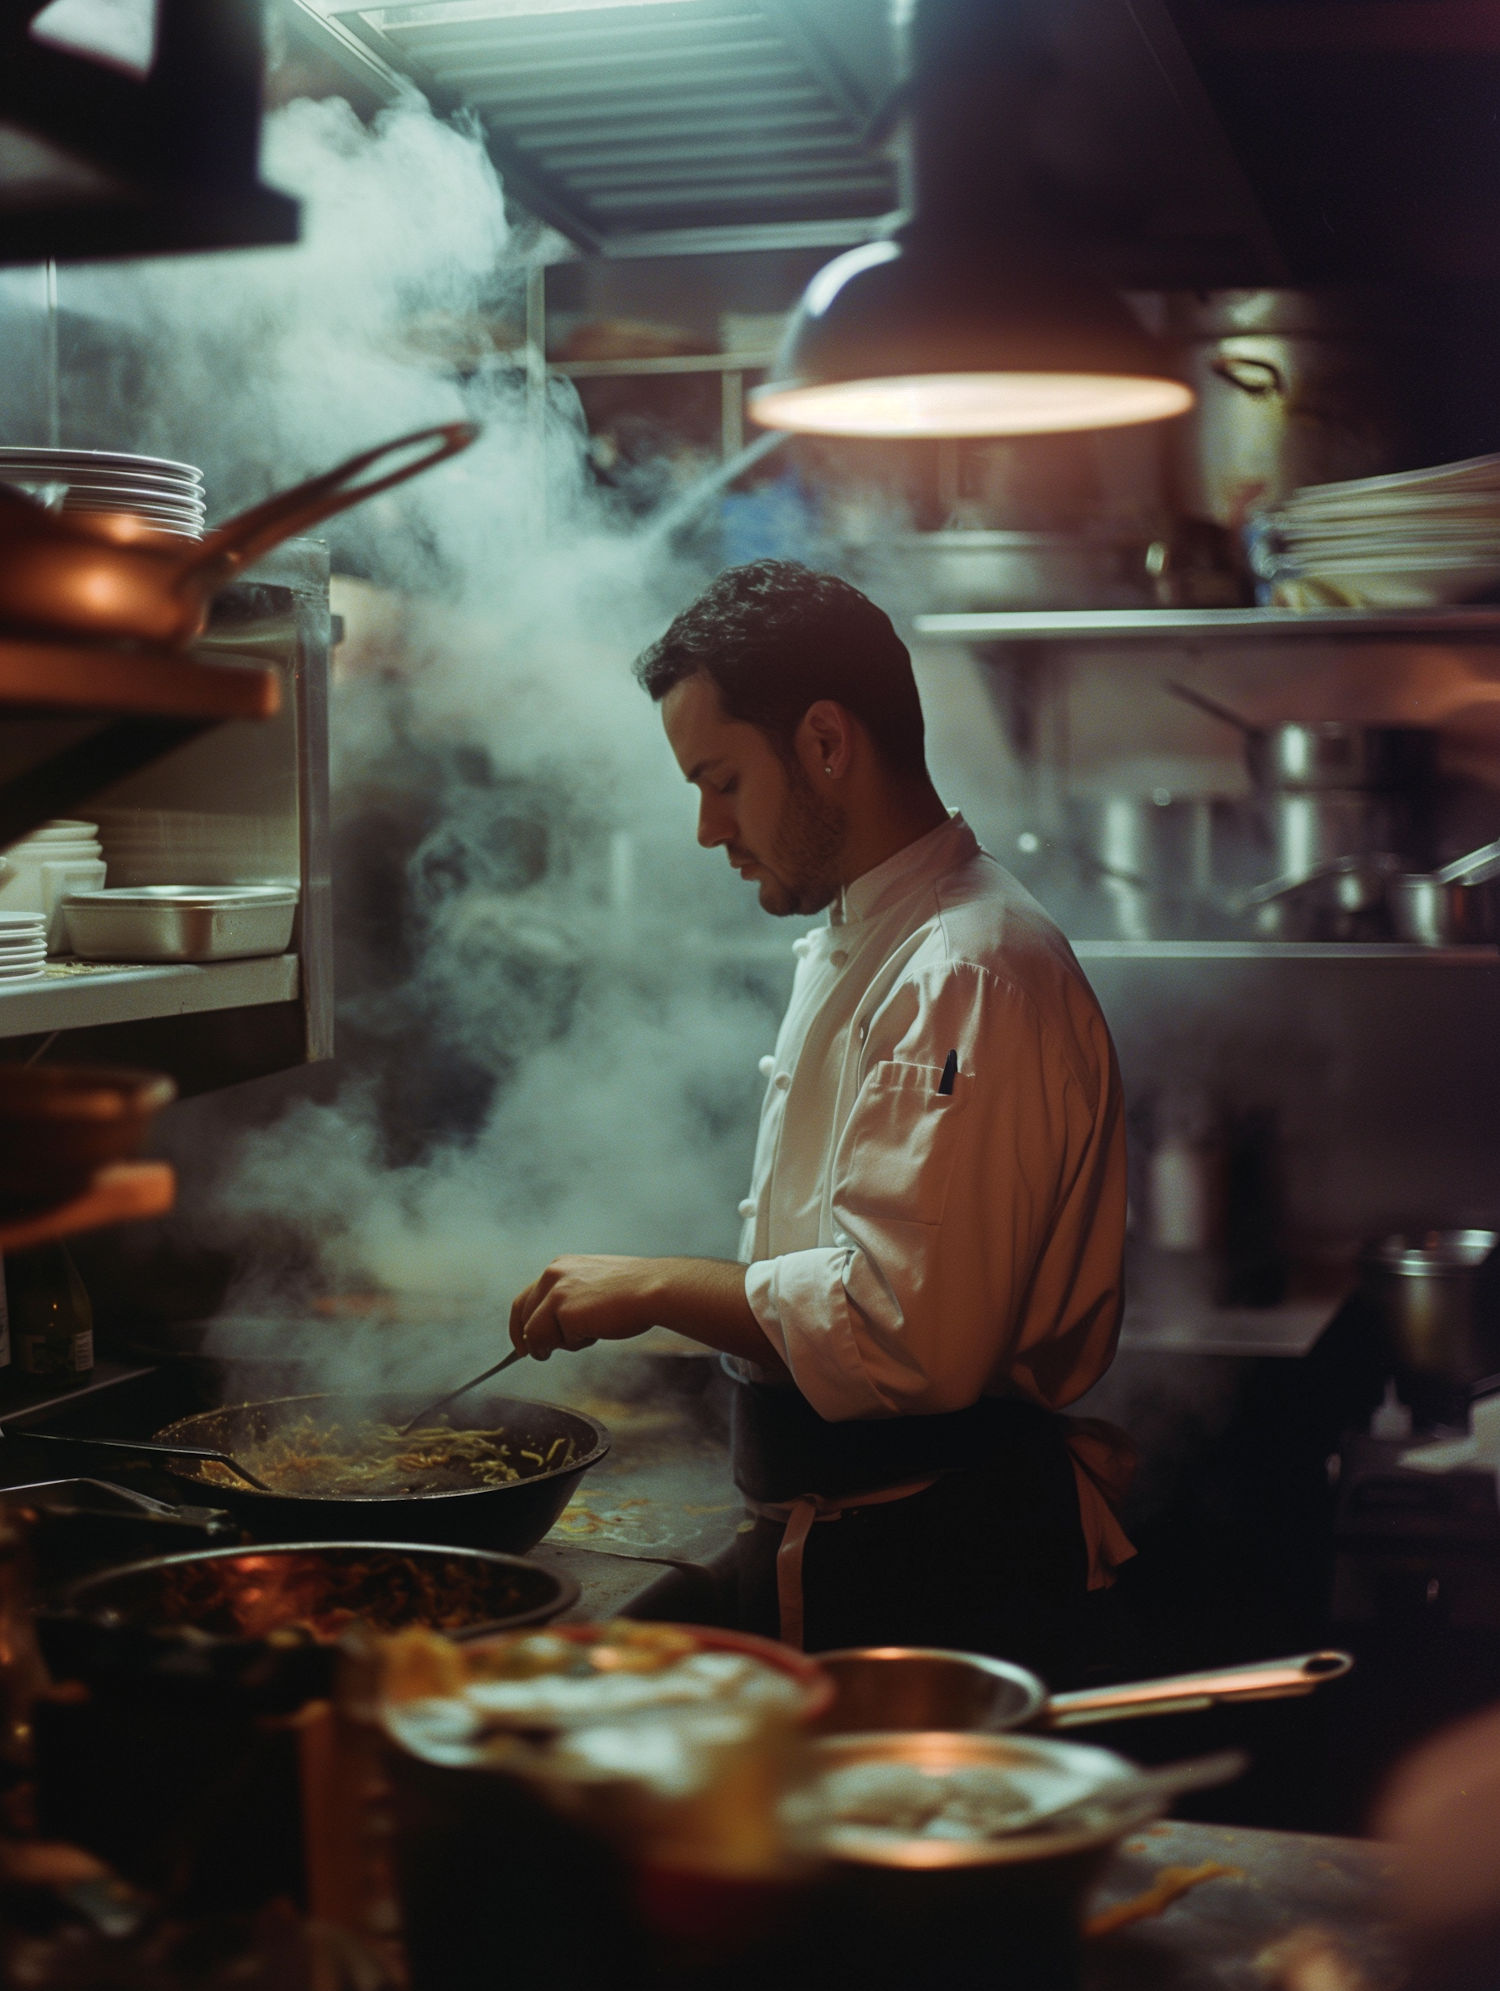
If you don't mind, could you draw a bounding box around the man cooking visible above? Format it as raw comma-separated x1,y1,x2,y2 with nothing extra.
510,560,1132,1677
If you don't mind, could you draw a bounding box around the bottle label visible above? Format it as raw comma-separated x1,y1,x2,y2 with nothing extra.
17,1332,92,1377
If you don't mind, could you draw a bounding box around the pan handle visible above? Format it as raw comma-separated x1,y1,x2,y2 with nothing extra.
1043,1650,1353,1729
174,421,480,587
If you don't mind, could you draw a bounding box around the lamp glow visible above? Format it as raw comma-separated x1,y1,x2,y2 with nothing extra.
752,234,1194,441
751,371,1193,439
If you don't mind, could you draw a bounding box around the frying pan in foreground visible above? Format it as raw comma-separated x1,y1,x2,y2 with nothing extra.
0,422,477,646
811,1646,1353,1736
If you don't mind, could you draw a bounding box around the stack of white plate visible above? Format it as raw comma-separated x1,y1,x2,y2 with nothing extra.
94,809,298,889
1247,452,1500,608
0,820,107,950
0,446,205,540
0,913,47,981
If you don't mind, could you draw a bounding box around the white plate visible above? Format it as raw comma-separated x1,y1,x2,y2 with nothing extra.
0,914,45,930
0,963,46,980
0,447,201,482
1288,451,1500,505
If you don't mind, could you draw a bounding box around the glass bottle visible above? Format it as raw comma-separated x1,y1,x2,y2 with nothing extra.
6,1243,94,1386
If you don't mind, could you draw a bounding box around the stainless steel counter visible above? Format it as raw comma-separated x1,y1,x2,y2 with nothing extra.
1086,1819,1401,1989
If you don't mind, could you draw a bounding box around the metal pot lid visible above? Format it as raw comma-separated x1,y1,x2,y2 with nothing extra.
1362,1229,1500,1275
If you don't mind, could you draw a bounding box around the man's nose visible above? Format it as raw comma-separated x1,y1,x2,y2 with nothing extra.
697,793,732,848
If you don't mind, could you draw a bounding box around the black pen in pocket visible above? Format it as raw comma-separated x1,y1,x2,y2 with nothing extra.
937,1049,958,1095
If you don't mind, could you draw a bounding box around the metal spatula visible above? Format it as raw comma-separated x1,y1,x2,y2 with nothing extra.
396,1346,529,1436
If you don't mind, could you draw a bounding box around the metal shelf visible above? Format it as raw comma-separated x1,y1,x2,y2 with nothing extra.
0,954,300,1040
0,636,281,719
0,1164,173,1254
1072,940,1500,962
914,607,1500,643
550,351,776,379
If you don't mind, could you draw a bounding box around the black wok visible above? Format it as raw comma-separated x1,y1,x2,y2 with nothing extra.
37,1541,579,1712
149,1393,609,1552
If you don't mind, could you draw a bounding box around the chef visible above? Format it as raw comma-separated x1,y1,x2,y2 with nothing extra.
510,559,1133,1677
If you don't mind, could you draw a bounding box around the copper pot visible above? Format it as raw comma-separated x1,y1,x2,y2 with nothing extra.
0,422,476,648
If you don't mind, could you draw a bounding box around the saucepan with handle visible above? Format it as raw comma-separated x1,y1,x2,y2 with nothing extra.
810,1645,1353,1736
0,421,478,647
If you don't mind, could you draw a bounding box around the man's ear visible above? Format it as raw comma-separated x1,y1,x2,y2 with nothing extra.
795,700,855,782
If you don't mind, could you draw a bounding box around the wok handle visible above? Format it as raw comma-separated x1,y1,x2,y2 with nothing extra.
1042,1649,1353,1729
176,421,480,585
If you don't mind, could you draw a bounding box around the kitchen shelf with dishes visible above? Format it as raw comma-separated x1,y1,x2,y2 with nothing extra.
0,952,300,1040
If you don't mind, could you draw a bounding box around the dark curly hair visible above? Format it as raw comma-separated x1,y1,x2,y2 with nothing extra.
634,560,927,778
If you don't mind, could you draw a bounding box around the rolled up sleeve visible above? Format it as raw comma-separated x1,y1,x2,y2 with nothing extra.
746,960,1125,1423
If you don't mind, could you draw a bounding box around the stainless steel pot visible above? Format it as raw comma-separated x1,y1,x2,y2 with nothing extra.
1248,722,1436,794
811,1647,1353,1738
1242,853,1401,941
1360,1230,1500,1386
882,530,1153,612
1254,791,1408,884
1388,836,1500,945
1165,681,1438,793
1165,290,1404,528
1059,792,1244,939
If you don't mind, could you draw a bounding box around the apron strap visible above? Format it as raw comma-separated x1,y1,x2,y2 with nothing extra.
744,1477,942,1650
1060,1416,1138,1590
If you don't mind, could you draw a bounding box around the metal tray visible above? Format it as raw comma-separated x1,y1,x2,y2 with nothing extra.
61,886,298,963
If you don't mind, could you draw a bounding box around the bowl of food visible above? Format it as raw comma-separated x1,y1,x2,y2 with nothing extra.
40,1542,578,1708
800,1729,1169,1985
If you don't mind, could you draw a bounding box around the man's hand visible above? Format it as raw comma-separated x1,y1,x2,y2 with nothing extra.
508,1254,785,1371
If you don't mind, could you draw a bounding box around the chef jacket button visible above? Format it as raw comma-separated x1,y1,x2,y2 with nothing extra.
829,949,848,967
774,1071,790,1091
758,1055,775,1078
792,936,811,957
738,1198,756,1219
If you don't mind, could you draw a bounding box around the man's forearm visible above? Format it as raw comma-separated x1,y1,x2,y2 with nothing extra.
643,1257,785,1369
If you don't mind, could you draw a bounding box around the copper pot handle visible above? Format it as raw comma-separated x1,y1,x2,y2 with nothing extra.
1043,1649,1353,1728
176,421,480,585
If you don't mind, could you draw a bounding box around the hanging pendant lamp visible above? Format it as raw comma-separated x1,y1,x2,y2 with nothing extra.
750,0,1193,440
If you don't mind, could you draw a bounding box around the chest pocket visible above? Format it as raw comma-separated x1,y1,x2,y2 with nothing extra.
837,1059,973,1228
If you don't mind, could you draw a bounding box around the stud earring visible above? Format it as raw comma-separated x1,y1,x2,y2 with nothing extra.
824,765,833,776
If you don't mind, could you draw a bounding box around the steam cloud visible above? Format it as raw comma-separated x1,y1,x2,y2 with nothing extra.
11,92,823,1397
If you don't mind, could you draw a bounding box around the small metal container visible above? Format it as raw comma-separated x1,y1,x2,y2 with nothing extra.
884,530,1153,612
1388,873,1500,946
62,885,298,962
1246,720,1436,794
1360,1230,1500,1387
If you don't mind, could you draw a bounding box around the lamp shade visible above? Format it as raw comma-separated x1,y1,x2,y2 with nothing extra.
750,233,1193,439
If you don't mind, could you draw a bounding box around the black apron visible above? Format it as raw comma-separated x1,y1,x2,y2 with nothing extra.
729,1378,1108,1684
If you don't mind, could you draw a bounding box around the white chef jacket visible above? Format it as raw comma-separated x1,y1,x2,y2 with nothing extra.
731,812,1133,1583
